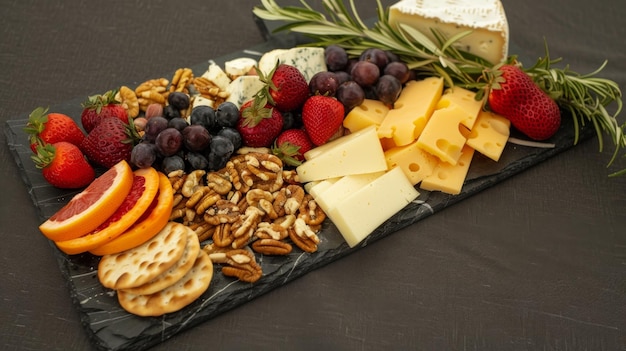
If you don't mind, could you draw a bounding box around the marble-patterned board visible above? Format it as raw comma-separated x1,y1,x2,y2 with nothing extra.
4,25,594,351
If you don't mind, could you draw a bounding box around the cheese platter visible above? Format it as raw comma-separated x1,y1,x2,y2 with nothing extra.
3,1,618,350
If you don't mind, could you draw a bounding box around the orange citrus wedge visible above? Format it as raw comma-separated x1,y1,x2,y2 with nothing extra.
39,160,134,242
55,167,160,255
90,172,174,256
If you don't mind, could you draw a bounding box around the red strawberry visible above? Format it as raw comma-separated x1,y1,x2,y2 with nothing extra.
488,64,561,140
80,89,129,133
24,107,85,153
258,64,310,112
80,117,135,168
31,141,95,189
272,129,314,167
237,99,284,147
301,95,345,146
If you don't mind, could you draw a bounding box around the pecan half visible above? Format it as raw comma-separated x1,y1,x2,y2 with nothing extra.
251,239,292,256
209,249,262,283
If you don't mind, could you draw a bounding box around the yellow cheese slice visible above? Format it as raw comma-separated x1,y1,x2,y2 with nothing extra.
436,86,485,129
384,140,439,185
327,167,420,248
465,110,511,161
416,105,468,165
296,125,388,183
343,99,390,133
377,77,444,146
420,144,475,195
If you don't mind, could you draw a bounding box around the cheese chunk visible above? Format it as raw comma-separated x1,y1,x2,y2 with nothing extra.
437,86,485,129
313,172,385,213
191,95,215,109
465,110,510,161
327,167,420,248
388,0,509,64
258,47,327,82
416,105,468,165
384,140,439,185
224,57,258,79
420,144,475,195
297,126,388,183
225,75,264,108
201,63,231,91
305,178,339,199
343,99,390,133
377,77,444,146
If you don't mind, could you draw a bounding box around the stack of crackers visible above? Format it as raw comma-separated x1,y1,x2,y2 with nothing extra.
97,222,213,316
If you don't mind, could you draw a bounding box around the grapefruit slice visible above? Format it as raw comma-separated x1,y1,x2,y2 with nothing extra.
90,172,174,256
39,160,134,242
55,167,160,255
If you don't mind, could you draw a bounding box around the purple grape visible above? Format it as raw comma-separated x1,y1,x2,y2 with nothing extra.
218,127,243,150
351,61,380,87
309,71,339,96
376,75,403,105
182,124,212,152
161,155,185,174
334,70,351,86
185,151,209,170
384,61,411,84
359,48,389,70
324,45,349,71
130,142,158,169
190,105,217,131
162,104,181,120
167,92,190,111
336,81,365,111
209,135,234,158
168,117,189,132
143,116,169,142
155,127,183,156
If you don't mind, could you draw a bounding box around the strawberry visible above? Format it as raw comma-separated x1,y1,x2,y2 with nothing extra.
80,117,135,168
272,129,314,167
258,64,310,112
24,107,85,153
237,99,284,148
488,64,561,140
31,141,95,189
301,95,345,146
80,89,129,133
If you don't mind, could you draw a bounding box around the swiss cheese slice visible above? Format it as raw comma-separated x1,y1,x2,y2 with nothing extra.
436,86,485,130
416,105,468,165
465,110,511,161
343,99,390,133
377,77,444,146
384,140,439,185
420,144,475,195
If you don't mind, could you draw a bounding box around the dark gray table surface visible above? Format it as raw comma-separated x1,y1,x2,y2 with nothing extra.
2,1,625,350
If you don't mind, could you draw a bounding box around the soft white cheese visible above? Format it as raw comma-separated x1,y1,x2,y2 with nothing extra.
388,0,509,64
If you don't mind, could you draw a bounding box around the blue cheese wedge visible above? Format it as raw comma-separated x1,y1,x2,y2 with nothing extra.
388,0,509,64
258,47,327,82
224,57,258,79
225,75,264,108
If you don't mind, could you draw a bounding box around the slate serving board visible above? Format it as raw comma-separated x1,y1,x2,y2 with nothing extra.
3,17,595,351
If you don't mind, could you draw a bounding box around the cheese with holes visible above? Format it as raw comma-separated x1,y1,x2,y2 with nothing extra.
258,47,327,82
416,105,468,165
436,86,485,129
326,167,420,248
313,172,386,214
296,126,388,182
388,0,509,64
377,77,444,146
343,99,390,133
384,140,439,185
420,144,475,195
465,110,510,161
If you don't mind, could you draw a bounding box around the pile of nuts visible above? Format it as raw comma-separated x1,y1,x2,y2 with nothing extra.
167,151,325,283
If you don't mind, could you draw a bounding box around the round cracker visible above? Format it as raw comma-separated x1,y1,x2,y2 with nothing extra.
117,250,214,317
98,221,189,290
121,226,200,295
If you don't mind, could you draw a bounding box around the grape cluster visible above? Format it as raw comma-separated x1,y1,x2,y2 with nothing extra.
311,45,411,110
131,92,242,174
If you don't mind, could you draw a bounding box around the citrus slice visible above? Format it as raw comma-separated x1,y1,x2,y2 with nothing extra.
39,160,134,242
90,172,174,256
55,167,160,255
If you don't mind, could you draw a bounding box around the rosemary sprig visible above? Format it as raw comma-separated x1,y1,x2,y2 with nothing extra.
253,0,625,176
